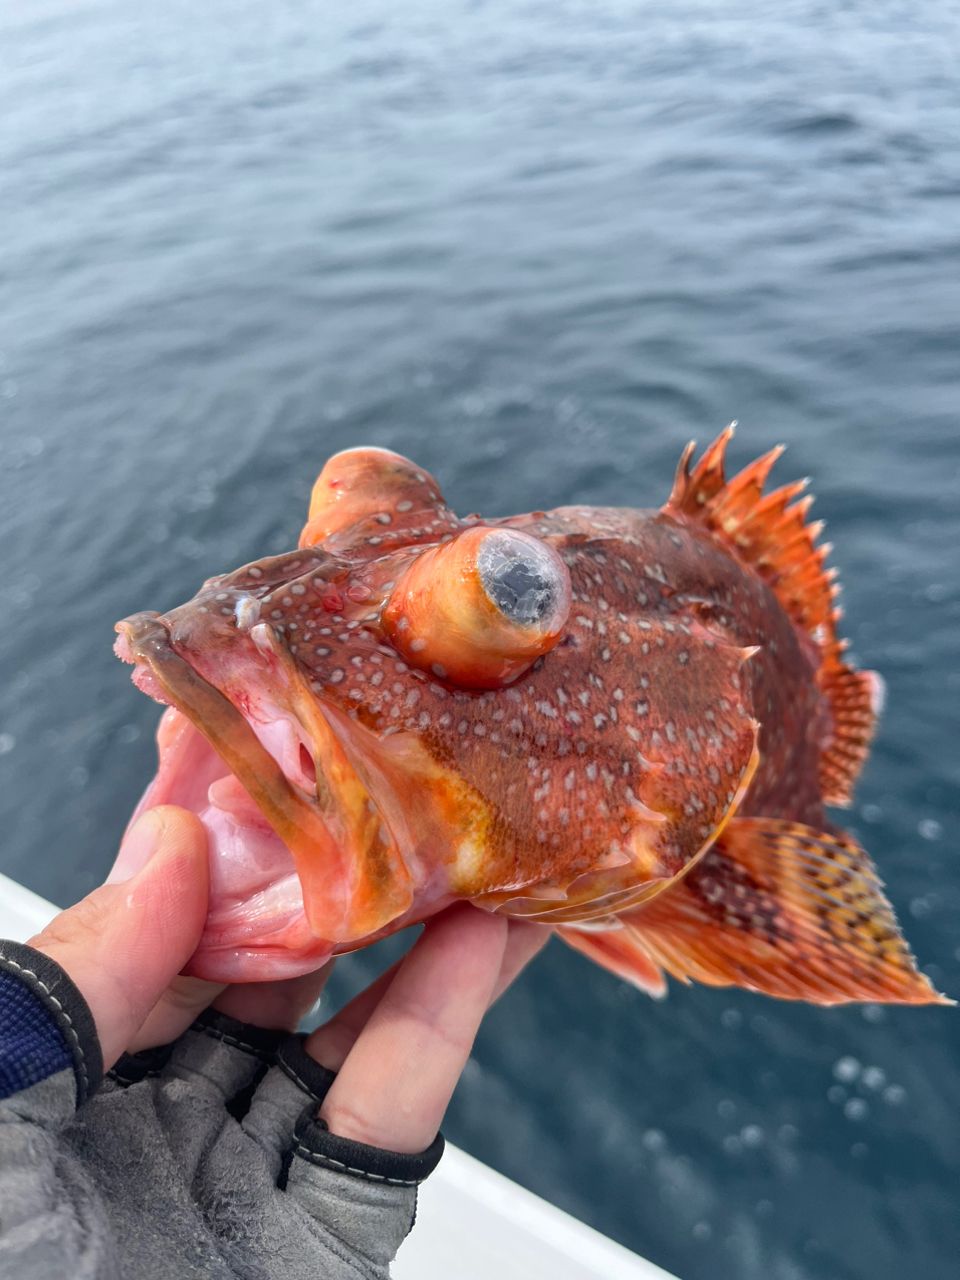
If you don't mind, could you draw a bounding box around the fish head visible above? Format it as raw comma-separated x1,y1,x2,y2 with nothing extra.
115,448,758,978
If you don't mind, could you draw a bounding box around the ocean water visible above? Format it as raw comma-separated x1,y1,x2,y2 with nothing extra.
1,1,958,1276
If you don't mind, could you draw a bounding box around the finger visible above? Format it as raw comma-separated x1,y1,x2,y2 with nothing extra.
212,963,335,1031
29,806,211,1069
128,972,224,1052
316,904,507,1154
306,917,550,1072
305,959,403,1071
491,920,552,1003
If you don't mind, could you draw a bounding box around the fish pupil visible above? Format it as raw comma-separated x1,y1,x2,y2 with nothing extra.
484,558,555,623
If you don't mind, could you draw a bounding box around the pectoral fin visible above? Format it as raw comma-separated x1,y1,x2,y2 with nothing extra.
557,920,667,998
564,817,951,1006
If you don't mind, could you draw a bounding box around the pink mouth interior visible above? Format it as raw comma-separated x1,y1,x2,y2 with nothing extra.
110,700,336,983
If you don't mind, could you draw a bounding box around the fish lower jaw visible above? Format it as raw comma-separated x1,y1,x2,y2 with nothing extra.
115,622,455,977
109,705,336,981
114,702,454,982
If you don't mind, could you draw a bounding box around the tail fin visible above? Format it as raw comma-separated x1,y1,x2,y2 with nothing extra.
580,816,950,1005
665,426,880,806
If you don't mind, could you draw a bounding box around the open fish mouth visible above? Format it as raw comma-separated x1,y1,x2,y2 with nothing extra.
113,612,413,982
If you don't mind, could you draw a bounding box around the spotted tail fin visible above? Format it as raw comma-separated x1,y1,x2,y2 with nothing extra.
666,425,879,806
590,817,950,1005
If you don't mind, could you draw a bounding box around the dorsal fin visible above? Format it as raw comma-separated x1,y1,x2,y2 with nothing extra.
665,425,878,806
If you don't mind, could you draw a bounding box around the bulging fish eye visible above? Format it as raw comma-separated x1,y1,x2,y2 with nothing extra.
477,534,562,625
382,527,571,689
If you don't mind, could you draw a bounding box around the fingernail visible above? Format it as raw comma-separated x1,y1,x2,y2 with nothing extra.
108,810,165,884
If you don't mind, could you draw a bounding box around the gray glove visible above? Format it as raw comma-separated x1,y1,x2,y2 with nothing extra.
0,966,442,1280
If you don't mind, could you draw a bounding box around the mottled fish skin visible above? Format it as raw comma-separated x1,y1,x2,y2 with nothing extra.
115,438,948,1003
147,482,766,921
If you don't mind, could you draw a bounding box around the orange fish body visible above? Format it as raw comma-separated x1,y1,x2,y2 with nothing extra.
114,429,948,1005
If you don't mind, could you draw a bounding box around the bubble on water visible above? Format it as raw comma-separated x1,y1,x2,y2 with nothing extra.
184,485,217,513
460,393,488,417
0,733,15,755
909,896,932,919
860,803,882,824
862,1004,886,1024
174,536,203,560
828,1084,847,1104
692,1221,712,1241
722,1135,743,1156
741,1124,764,1148
720,1007,743,1030
833,1055,861,1083
11,572,42,608
844,1098,869,1121
883,1084,907,1106
117,723,141,745
861,1066,886,1091
918,818,943,841
717,1098,737,1121
778,1124,799,1144
641,1129,666,1153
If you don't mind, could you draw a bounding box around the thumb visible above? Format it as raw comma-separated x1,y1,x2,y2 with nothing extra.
29,805,212,1070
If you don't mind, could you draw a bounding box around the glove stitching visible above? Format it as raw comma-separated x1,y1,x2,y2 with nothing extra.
0,955,88,1096
293,1143,419,1186
195,1025,277,1063
277,1058,332,1103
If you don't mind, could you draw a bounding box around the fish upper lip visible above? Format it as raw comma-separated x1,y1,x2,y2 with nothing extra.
115,610,342,877
116,610,418,943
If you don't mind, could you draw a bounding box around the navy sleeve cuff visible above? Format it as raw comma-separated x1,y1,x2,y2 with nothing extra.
0,940,103,1106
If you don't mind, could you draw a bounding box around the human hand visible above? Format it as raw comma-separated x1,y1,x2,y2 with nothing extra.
2,803,549,1280
28,803,548,1146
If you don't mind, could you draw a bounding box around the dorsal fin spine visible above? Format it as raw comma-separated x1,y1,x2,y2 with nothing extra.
664,426,879,806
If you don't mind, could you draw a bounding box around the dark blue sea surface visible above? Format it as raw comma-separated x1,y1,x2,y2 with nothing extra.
1,2,958,1276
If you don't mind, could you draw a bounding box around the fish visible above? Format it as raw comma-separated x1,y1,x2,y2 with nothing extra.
113,427,950,1005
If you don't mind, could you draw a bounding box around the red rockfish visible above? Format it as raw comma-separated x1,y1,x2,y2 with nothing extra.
114,428,949,1005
